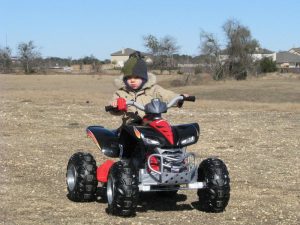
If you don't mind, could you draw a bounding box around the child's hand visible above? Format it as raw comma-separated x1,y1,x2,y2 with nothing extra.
111,98,127,111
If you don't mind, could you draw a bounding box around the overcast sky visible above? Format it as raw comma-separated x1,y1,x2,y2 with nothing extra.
1,0,299,60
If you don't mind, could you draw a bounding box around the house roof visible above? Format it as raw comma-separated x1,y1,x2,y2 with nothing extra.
111,48,149,56
289,47,300,54
254,48,274,54
276,51,300,63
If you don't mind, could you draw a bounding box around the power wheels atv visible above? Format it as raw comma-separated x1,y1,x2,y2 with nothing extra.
66,96,231,217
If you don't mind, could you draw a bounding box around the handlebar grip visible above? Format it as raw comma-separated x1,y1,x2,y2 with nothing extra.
105,105,116,112
183,96,196,102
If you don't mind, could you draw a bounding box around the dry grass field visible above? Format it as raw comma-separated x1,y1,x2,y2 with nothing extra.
0,73,299,225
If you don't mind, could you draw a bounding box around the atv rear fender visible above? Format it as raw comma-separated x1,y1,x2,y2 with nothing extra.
86,126,120,158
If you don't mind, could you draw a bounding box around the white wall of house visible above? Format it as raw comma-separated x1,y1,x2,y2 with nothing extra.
111,55,153,68
252,53,275,61
111,55,129,67
219,53,276,62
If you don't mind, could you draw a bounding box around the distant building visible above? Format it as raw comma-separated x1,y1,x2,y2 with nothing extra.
11,56,20,63
218,48,274,62
289,47,300,56
274,51,300,68
218,47,300,69
251,48,274,61
110,48,152,67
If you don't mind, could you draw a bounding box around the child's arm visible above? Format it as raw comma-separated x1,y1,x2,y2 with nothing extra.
153,84,178,103
152,85,190,107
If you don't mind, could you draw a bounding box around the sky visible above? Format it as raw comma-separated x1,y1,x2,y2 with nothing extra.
1,0,299,60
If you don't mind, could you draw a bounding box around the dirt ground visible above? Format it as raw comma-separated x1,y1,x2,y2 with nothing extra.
0,74,299,225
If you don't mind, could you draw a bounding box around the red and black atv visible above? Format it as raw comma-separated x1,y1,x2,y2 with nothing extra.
66,96,230,216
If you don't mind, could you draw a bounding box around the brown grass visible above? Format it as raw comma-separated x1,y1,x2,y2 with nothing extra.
0,73,299,224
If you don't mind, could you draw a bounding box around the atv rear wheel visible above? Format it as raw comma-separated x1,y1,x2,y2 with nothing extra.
107,160,139,217
66,152,98,201
197,158,230,212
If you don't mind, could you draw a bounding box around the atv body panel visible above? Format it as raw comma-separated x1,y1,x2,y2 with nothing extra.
131,122,200,148
86,126,120,158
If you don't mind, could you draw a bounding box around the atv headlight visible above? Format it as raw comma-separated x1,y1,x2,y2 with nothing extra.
181,136,195,145
143,137,160,145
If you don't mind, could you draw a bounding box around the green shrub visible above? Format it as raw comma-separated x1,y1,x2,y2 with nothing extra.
260,57,277,73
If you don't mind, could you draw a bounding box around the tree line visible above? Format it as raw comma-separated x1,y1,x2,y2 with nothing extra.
0,19,276,79
0,41,107,74
143,19,277,80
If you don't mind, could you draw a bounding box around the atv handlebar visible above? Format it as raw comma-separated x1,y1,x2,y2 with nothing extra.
105,95,196,112
183,96,196,102
166,95,195,108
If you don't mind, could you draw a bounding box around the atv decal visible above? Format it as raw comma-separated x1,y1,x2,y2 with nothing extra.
133,126,142,139
87,129,101,149
149,119,174,145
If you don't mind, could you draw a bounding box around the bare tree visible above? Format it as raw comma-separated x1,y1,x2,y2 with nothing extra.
0,46,12,73
161,35,180,70
143,34,160,56
17,41,41,74
200,31,223,80
200,31,220,57
143,34,163,70
143,34,180,73
222,19,259,79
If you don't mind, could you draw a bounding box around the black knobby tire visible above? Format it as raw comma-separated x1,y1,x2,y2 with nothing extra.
66,152,98,202
107,160,139,217
197,158,230,212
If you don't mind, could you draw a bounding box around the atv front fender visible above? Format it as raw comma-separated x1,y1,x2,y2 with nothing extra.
86,126,120,158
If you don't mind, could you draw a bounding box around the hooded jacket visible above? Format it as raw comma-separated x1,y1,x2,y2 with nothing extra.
111,73,178,124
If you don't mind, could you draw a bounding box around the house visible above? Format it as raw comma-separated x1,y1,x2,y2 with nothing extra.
251,48,274,61
289,47,300,56
274,51,300,68
218,47,300,68
110,48,151,67
218,47,274,62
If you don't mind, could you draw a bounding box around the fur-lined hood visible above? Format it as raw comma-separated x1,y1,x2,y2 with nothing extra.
114,72,157,90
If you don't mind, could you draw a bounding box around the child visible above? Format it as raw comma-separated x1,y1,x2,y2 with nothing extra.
110,51,186,124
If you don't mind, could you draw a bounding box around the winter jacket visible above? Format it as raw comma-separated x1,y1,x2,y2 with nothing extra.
111,73,178,124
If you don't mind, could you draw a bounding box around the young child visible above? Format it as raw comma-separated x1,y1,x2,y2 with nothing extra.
110,51,185,124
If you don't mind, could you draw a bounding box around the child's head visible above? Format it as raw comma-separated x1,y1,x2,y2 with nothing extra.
122,51,148,90
125,76,143,90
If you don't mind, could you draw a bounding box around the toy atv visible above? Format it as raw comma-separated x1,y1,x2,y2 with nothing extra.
66,96,230,216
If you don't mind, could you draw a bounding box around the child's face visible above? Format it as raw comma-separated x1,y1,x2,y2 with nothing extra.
126,76,143,90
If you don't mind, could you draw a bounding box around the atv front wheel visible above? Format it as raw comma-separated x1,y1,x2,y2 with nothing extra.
66,152,98,201
107,160,139,217
197,158,230,212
